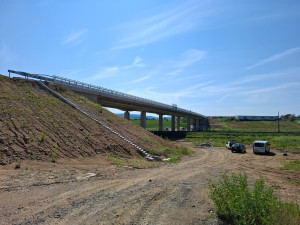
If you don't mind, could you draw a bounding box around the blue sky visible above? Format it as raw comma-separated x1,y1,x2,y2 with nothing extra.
1,0,300,116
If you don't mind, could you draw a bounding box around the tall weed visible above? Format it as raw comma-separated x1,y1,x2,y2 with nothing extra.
208,172,300,225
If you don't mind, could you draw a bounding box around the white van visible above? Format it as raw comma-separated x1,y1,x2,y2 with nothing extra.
253,141,270,154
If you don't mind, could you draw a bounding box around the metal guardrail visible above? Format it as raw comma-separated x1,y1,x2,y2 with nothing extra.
8,69,206,118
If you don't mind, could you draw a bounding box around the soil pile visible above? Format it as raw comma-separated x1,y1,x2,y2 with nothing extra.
0,75,179,165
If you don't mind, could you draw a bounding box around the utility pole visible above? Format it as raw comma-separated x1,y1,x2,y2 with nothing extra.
278,112,280,133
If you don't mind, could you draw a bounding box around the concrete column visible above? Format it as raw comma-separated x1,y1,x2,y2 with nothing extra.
192,119,197,131
177,116,181,131
159,114,163,131
187,117,191,131
140,111,146,129
196,119,200,131
124,111,130,120
171,115,176,131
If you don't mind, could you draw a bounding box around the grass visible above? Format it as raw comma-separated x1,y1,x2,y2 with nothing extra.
40,131,46,143
145,146,194,163
78,96,102,113
131,119,187,131
186,132,300,149
210,120,300,132
281,160,300,172
139,136,194,162
209,172,300,225
51,144,58,163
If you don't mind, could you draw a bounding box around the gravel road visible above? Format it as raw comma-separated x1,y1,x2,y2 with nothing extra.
0,145,299,225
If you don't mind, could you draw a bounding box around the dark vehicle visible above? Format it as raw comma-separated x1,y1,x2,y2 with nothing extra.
231,143,246,153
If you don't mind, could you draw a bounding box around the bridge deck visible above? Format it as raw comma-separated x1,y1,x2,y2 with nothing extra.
8,70,206,119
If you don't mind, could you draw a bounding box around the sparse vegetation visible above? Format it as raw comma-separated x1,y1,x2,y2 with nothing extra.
107,154,159,168
187,132,300,149
51,144,58,163
15,163,21,169
210,119,300,132
281,160,300,172
209,172,300,225
78,96,102,113
40,131,46,143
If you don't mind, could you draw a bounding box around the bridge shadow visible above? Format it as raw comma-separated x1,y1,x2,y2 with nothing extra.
254,152,276,156
152,131,187,141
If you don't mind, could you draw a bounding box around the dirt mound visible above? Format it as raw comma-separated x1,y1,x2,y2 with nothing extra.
0,75,180,165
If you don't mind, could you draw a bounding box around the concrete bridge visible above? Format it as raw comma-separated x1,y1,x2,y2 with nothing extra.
8,70,209,131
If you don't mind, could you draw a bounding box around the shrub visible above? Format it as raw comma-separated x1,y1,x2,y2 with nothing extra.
208,172,300,225
15,163,21,169
40,131,46,143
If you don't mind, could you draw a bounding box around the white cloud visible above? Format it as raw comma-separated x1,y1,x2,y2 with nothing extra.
132,56,145,67
127,80,215,105
89,67,120,80
245,47,300,70
63,29,88,45
242,82,300,95
167,49,206,76
113,1,211,49
130,75,151,84
124,56,145,69
89,56,146,81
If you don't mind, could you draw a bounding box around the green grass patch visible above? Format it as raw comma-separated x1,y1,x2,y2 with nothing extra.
210,120,300,132
281,160,300,172
209,172,300,225
161,146,194,163
0,76,7,81
140,136,157,144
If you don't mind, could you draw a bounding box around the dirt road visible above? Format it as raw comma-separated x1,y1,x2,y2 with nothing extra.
0,145,299,225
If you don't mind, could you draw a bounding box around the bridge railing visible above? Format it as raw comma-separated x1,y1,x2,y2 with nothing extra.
8,70,206,118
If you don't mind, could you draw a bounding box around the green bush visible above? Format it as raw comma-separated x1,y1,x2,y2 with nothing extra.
208,172,300,225
15,163,21,169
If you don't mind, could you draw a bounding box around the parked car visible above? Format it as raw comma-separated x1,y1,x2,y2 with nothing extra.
231,143,246,153
226,140,237,150
253,141,270,154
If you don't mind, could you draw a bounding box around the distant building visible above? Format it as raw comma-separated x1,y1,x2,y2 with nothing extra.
236,115,279,121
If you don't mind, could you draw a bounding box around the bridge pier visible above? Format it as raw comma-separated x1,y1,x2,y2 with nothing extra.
171,115,176,131
187,117,191,131
140,111,146,129
177,116,181,131
124,111,130,120
159,114,163,131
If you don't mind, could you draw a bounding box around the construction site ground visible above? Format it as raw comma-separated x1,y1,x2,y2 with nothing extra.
0,145,299,225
